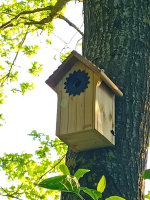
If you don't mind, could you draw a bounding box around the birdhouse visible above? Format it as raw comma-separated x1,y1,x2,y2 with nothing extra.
46,51,123,152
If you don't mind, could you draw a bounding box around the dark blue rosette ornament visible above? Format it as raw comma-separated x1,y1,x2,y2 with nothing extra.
64,70,90,96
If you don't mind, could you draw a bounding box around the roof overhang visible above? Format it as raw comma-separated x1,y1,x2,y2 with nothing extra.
46,51,123,97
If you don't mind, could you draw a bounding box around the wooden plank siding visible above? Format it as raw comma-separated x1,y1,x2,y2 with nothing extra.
75,62,85,132
55,80,62,137
95,82,115,145
54,62,115,151
67,65,78,133
84,67,94,130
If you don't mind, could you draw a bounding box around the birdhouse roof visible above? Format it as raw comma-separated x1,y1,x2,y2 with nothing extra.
46,51,123,97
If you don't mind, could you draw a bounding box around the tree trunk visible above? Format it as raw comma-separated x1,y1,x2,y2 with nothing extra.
61,0,150,199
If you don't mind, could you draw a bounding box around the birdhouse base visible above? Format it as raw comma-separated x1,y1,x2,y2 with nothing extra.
58,129,114,152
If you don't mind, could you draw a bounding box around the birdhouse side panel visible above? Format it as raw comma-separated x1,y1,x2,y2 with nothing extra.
94,74,103,133
54,70,71,136
95,82,115,145
112,95,115,135
60,72,70,135
54,79,63,137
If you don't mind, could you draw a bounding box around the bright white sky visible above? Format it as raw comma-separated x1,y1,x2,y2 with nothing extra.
0,1,149,199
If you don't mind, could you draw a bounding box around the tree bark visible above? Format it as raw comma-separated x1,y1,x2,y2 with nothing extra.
61,0,150,199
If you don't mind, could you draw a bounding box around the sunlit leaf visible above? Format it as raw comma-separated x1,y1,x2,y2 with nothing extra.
59,164,70,175
38,175,80,194
141,169,150,180
97,175,106,193
81,187,102,200
105,196,126,200
74,169,90,180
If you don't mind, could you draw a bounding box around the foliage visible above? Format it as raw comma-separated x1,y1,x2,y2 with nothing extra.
0,0,72,125
0,1,83,198
105,197,126,200
38,164,126,200
0,130,67,200
60,51,72,62
142,169,150,199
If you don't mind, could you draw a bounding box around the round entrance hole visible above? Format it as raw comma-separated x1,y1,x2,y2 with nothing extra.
73,78,81,87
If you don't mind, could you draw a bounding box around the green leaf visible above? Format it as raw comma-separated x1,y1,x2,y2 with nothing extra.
145,191,150,199
74,169,90,180
141,169,150,180
81,187,102,200
46,39,52,45
59,164,70,175
97,175,106,193
38,175,80,194
28,62,43,76
60,51,72,62
20,82,34,95
105,196,126,200
0,114,4,120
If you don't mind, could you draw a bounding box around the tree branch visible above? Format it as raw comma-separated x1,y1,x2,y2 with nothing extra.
58,14,84,36
0,0,72,30
0,31,28,85
0,5,53,30
0,187,23,200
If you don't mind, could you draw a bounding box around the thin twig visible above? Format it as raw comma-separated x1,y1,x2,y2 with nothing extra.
51,32,68,44
75,37,82,50
0,31,28,84
60,21,83,59
0,194,23,200
58,14,84,36
36,153,66,185
0,187,23,200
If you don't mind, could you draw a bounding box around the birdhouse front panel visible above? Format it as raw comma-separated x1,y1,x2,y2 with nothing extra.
55,61,93,136
54,61,115,152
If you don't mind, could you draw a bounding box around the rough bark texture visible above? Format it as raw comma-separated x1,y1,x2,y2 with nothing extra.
61,0,150,200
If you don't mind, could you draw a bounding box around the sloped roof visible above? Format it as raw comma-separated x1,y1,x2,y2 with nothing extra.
46,51,123,97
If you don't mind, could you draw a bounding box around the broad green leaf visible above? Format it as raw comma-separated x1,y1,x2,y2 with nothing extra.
74,169,90,180
38,175,80,194
106,196,126,200
59,164,70,175
81,187,102,200
97,175,106,193
141,169,150,180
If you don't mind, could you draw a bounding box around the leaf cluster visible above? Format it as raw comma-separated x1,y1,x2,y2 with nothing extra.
0,0,71,125
0,130,67,200
38,164,126,200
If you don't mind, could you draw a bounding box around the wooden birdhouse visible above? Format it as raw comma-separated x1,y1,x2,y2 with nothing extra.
46,51,123,152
